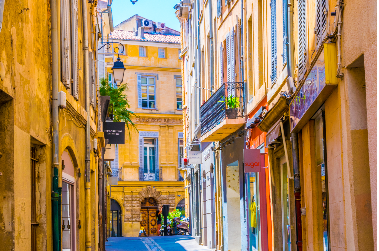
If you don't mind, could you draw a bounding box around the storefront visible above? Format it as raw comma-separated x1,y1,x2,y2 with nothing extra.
245,101,272,251
289,46,337,250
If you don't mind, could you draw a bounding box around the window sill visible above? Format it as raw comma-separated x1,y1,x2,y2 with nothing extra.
142,108,159,111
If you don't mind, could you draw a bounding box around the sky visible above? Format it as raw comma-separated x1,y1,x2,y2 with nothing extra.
111,0,181,31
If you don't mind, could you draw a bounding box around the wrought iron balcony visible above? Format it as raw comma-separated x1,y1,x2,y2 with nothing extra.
200,82,245,142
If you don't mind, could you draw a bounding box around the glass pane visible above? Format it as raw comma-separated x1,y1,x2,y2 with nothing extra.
148,78,155,85
142,93,147,98
142,100,148,108
148,86,155,94
149,155,155,173
141,77,147,84
144,156,148,173
177,102,182,110
141,85,147,92
149,101,155,108
176,78,182,86
149,94,155,101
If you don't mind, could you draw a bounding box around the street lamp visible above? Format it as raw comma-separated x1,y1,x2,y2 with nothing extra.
111,43,126,86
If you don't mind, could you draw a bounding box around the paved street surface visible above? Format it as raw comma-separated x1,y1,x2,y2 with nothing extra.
106,236,213,251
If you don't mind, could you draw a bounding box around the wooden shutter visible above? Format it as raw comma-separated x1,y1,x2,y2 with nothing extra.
137,74,142,108
154,139,159,181
139,137,144,181
71,0,79,99
270,0,277,83
226,32,230,82
315,0,327,47
283,0,287,65
89,52,93,105
230,28,235,83
298,0,307,79
220,43,223,86
62,0,71,89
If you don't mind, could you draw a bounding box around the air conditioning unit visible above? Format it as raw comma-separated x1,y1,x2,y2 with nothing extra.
157,22,165,29
141,19,153,28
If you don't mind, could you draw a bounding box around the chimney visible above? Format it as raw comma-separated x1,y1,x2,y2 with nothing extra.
138,27,145,39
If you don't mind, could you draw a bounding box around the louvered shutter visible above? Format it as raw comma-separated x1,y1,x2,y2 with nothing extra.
137,74,142,108
220,44,223,85
225,0,228,6
154,139,159,181
315,0,327,47
62,0,71,89
139,137,144,181
283,0,287,65
71,0,79,99
270,0,277,83
298,0,307,79
226,32,230,83
230,28,235,83
217,0,221,17
92,56,96,107
89,52,93,105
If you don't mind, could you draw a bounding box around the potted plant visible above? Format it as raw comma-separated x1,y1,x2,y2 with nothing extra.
219,96,240,119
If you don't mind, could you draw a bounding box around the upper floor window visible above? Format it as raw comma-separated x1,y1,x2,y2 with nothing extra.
158,48,166,58
178,49,182,59
143,138,156,181
139,46,147,57
141,77,156,109
176,78,182,110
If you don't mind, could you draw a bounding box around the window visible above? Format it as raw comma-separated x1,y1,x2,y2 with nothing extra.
141,77,156,109
139,46,147,57
270,0,277,84
176,78,182,110
178,138,184,167
144,138,156,178
108,72,113,84
158,48,166,58
178,49,181,59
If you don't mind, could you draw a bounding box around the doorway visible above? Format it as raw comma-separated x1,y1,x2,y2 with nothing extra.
140,197,158,236
280,156,291,251
110,199,122,237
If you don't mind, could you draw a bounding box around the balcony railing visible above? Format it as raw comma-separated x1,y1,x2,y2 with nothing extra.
200,82,245,137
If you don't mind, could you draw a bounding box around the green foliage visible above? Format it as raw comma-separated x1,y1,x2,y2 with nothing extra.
219,96,240,109
160,209,182,228
99,78,137,134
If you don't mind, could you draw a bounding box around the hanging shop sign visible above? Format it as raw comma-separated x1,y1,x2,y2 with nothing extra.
290,45,337,132
244,149,265,173
188,150,202,164
104,122,125,144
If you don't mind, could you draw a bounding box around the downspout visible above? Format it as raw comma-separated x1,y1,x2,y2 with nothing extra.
209,0,214,94
291,132,302,251
286,0,292,80
50,0,60,250
240,0,245,112
197,0,201,126
82,0,92,250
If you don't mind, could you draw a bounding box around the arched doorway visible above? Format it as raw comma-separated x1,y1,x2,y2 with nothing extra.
61,150,76,251
176,199,185,216
140,197,158,236
110,199,122,237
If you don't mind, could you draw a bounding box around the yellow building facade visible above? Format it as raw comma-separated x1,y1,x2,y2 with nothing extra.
105,15,185,237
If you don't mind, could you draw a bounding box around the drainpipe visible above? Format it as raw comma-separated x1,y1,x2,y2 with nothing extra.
291,132,302,251
286,0,292,80
50,0,60,250
197,0,201,125
82,0,92,250
209,0,214,94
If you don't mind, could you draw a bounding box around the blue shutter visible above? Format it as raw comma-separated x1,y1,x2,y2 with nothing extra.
298,0,307,79
217,0,221,17
154,138,159,181
220,43,223,85
137,74,142,108
225,0,228,6
283,0,287,65
139,137,144,181
270,0,277,83
230,28,235,83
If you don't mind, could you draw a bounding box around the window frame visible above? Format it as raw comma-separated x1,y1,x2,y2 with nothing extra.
139,46,147,57
143,138,156,175
175,77,183,110
141,76,156,109
158,47,166,59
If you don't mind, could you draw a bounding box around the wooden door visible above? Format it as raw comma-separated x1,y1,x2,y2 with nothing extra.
140,208,158,236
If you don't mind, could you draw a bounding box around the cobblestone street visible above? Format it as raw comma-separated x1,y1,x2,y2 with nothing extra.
105,236,213,251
